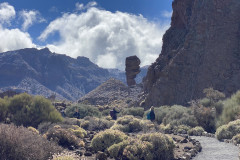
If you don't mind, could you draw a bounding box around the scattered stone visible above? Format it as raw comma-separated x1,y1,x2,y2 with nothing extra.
180,138,188,143
75,150,83,156
84,151,93,156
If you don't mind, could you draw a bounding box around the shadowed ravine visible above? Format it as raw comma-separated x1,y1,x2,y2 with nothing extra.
192,136,239,160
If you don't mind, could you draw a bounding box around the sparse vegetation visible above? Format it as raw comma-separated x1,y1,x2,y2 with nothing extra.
0,123,62,160
111,115,143,133
65,103,101,119
45,125,84,149
122,107,145,117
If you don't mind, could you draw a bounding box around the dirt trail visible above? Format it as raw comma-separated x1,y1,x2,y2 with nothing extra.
192,136,239,160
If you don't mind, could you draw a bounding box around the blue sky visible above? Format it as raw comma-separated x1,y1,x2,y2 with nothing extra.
0,0,173,69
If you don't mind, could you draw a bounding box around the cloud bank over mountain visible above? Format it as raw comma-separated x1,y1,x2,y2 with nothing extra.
0,2,170,70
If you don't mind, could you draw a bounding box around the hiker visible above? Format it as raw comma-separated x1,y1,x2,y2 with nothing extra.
147,106,155,121
73,109,80,119
110,108,119,120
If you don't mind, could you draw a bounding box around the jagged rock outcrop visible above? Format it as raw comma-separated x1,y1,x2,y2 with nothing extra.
125,56,141,86
143,0,240,106
78,78,143,107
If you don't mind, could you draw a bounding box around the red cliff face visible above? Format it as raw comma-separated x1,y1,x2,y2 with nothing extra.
143,0,240,106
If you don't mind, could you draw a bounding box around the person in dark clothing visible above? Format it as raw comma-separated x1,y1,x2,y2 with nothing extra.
110,108,119,120
73,109,80,119
147,106,155,121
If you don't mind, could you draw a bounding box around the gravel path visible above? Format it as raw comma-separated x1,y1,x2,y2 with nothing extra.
191,136,239,160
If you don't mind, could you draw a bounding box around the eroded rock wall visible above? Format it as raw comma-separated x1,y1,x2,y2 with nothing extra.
143,0,240,106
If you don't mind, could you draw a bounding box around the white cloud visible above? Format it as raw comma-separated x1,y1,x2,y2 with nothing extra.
0,26,36,52
76,1,97,11
20,10,46,31
0,2,16,25
162,10,172,18
39,8,170,70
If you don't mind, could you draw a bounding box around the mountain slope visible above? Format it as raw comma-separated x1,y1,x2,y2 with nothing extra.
0,48,109,100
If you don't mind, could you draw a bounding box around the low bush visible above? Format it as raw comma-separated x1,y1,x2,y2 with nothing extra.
122,107,145,117
80,116,114,131
0,123,62,160
232,134,240,145
188,126,205,136
192,103,216,133
216,119,240,140
111,115,142,133
65,103,101,119
46,125,84,149
149,105,197,127
68,125,87,139
108,133,174,160
109,138,153,160
160,124,190,134
162,105,197,127
217,91,240,127
91,129,127,152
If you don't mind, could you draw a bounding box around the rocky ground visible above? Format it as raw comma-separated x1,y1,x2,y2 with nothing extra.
78,78,143,108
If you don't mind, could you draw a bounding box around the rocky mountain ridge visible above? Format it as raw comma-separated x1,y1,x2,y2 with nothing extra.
143,0,240,106
0,48,147,100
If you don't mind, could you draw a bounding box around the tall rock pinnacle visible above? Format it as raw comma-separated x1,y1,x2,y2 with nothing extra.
125,56,141,86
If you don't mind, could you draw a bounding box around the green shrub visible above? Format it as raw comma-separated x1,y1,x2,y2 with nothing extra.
232,134,240,145
140,133,175,160
188,126,205,136
0,123,62,160
192,102,216,133
91,129,127,152
149,105,197,127
8,93,62,127
68,125,87,138
80,116,114,131
46,126,84,149
111,115,142,133
122,107,145,117
65,103,101,119
160,124,190,134
0,97,8,122
216,119,240,140
109,138,153,160
109,133,174,160
217,91,240,126
203,88,225,103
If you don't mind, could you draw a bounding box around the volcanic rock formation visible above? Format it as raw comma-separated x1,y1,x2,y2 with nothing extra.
125,56,141,86
143,0,240,106
78,78,143,107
